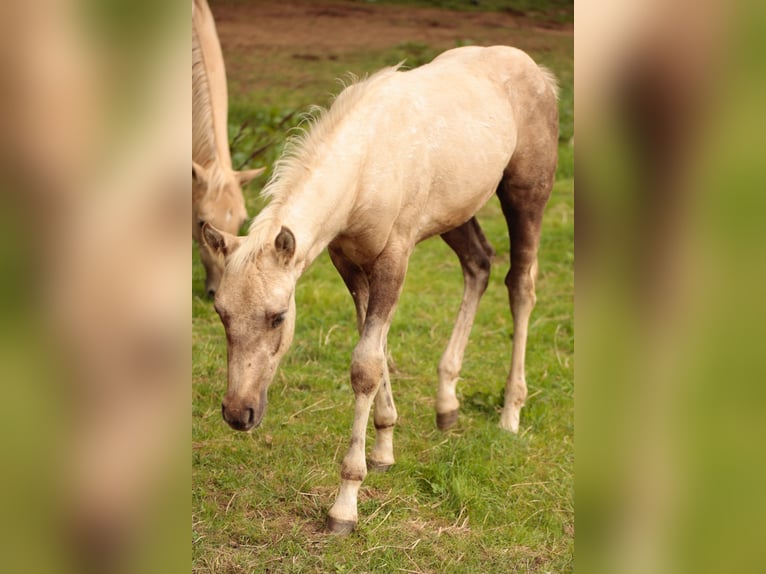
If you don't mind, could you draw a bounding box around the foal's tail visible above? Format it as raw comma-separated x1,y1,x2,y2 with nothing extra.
538,66,560,101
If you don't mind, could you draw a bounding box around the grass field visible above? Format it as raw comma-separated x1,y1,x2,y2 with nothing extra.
193,2,573,572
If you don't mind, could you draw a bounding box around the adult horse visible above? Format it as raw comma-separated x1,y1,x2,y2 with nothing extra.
202,45,559,533
192,0,263,297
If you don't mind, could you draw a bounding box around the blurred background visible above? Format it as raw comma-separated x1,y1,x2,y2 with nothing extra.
0,0,189,573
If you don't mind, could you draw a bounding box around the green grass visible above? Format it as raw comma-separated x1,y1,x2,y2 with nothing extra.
194,10,572,573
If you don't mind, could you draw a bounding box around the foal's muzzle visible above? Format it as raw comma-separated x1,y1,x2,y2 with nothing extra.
221,399,265,432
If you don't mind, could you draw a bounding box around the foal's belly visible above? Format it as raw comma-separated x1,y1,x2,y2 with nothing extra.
415,178,502,242
414,148,511,241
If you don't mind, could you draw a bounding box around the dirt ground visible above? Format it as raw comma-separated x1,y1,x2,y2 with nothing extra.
212,0,573,105
213,0,571,53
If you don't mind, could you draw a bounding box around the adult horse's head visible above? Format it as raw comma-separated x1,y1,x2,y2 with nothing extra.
192,161,264,298
201,222,298,431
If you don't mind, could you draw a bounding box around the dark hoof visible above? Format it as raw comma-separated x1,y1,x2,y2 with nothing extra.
325,516,356,535
367,459,393,472
436,409,459,430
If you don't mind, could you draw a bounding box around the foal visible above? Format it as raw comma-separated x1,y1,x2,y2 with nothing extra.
203,45,559,533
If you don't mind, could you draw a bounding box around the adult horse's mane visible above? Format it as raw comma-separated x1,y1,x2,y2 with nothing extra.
192,15,229,200
232,64,403,269
192,24,214,165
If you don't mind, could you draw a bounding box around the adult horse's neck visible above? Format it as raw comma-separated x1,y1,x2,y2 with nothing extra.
192,0,232,170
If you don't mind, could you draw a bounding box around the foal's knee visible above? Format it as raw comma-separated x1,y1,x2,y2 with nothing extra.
350,346,385,397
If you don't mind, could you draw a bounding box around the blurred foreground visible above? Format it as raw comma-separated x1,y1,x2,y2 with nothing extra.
0,1,188,573
577,0,766,573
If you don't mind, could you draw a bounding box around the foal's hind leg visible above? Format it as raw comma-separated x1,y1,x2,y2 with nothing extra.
436,218,494,430
328,246,398,472
497,180,551,433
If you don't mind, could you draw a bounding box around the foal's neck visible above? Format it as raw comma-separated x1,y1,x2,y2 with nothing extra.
273,176,353,274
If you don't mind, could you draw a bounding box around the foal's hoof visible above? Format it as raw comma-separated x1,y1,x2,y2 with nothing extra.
436,409,459,430
367,458,394,472
325,516,356,535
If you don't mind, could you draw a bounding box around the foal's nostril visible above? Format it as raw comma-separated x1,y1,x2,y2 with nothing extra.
206,288,216,299
222,402,257,431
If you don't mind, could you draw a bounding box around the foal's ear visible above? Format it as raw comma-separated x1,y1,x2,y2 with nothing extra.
201,222,242,258
274,226,295,264
237,167,266,187
192,161,209,185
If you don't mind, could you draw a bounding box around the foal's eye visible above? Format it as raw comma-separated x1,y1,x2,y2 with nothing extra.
270,312,286,329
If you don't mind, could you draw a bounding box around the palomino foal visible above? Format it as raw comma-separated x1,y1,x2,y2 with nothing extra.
192,0,263,297
203,46,559,533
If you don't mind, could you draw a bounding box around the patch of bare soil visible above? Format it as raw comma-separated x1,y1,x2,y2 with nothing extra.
213,0,571,56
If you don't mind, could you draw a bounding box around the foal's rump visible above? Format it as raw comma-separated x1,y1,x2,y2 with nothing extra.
355,46,555,243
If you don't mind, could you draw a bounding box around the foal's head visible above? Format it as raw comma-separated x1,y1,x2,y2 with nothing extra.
201,222,298,431
192,161,264,297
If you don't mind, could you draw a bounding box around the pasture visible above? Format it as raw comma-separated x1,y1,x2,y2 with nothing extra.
193,1,573,572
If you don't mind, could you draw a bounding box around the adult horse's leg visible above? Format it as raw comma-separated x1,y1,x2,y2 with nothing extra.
328,246,397,472
326,244,410,534
496,178,551,433
435,218,495,430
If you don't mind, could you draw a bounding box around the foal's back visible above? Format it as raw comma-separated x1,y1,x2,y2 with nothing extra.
344,46,556,248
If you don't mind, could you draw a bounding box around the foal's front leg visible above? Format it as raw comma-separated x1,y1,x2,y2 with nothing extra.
326,247,409,534
329,246,397,472
368,350,397,471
